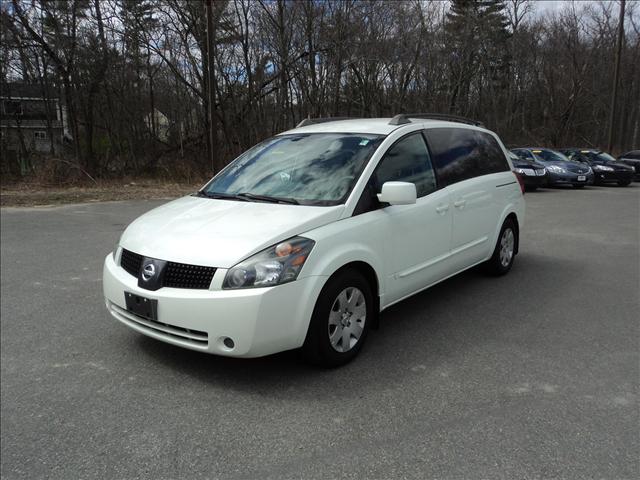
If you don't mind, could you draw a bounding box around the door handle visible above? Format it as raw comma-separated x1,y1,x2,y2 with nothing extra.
435,204,449,214
453,199,466,209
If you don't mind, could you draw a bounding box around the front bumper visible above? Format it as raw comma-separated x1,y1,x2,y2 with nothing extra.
592,170,634,184
520,173,548,188
547,171,593,186
103,254,325,357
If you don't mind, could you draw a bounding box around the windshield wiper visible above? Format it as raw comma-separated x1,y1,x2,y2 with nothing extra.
236,192,300,205
195,190,299,204
194,190,250,201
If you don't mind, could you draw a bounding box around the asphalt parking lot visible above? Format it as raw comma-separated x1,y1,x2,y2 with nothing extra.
1,185,638,480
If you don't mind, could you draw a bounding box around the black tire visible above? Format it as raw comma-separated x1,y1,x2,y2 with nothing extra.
483,218,517,276
302,269,373,368
572,184,586,189
525,186,538,192
618,180,631,187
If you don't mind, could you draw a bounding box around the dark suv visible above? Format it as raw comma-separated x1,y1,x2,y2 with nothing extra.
508,151,547,191
617,150,640,181
561,149,634,187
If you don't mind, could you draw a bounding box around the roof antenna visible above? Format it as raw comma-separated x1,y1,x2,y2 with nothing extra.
388,114,411,126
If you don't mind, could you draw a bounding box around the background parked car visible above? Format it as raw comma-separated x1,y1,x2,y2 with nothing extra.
561,149,634,187
508,151,547,191
617,150,640,181
511,148,593,188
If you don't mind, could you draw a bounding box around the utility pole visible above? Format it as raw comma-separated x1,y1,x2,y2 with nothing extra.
607,0,625,152
204,0,217,172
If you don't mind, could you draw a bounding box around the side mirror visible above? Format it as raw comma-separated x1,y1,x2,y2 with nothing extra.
377,181,417,205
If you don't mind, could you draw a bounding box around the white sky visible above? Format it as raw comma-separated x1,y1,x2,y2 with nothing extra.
530,0,638,23
532,0,628,14
534,0,596,13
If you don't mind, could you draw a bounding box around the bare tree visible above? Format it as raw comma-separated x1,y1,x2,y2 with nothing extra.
2,0,638,183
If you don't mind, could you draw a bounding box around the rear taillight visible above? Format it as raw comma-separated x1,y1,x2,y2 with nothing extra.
513,171,525,194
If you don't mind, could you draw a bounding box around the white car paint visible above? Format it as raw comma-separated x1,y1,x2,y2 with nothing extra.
103,117,525,358
120,195,344,268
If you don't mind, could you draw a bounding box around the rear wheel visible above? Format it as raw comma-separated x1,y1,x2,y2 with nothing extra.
302,269,373,367
483,218,517,276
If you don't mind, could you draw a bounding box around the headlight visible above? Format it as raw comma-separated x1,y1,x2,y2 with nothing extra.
514,168,525,174
593,164,614,171
587,167,593,174
223,236,315,289
546,165,566,173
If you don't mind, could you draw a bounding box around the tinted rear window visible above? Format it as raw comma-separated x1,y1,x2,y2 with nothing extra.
424,128,509,186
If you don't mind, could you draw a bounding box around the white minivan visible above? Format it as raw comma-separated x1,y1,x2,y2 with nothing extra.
103,115,525,366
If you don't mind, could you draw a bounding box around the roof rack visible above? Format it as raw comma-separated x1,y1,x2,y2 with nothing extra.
389,113,484,127
296,117,356,128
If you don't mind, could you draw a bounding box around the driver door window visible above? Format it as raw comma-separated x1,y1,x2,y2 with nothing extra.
373,133,437,197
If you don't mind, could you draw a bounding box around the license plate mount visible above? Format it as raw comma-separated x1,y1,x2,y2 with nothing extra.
125,292,158,321
577,175,586,181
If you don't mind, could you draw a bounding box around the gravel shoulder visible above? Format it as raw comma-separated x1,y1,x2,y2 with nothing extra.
0,181,203,207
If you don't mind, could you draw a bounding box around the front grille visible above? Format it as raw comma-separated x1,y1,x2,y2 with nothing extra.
164,261,216,289
121,249,143,277
566,164,588,174
109,303,208,347
120,249,216,290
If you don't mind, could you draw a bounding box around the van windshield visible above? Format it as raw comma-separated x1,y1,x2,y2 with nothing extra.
202,133,384,206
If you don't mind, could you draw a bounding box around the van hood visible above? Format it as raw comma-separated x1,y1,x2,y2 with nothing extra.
120,195,344,268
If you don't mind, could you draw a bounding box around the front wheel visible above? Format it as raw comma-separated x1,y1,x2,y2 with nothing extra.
618,180,631,187
302,269,373,367
572,184,586,189
483,218,517,276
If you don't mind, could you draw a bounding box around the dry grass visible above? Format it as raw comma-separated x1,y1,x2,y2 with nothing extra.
0,179,206,207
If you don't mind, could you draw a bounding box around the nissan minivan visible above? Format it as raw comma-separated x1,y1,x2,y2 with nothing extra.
103,115,525,366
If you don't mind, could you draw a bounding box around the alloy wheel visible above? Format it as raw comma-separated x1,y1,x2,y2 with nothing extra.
328,287,366,353
499,228,515,268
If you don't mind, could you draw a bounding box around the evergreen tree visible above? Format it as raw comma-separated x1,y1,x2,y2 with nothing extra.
445,0,511,116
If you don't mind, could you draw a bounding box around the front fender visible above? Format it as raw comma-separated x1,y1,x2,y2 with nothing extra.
299,216,387,300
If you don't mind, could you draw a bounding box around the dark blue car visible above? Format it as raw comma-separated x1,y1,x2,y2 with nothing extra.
511,148,594,188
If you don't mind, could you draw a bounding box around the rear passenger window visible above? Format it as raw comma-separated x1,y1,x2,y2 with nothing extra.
424,128,509,186
476,131,510,173
373,133,437,197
